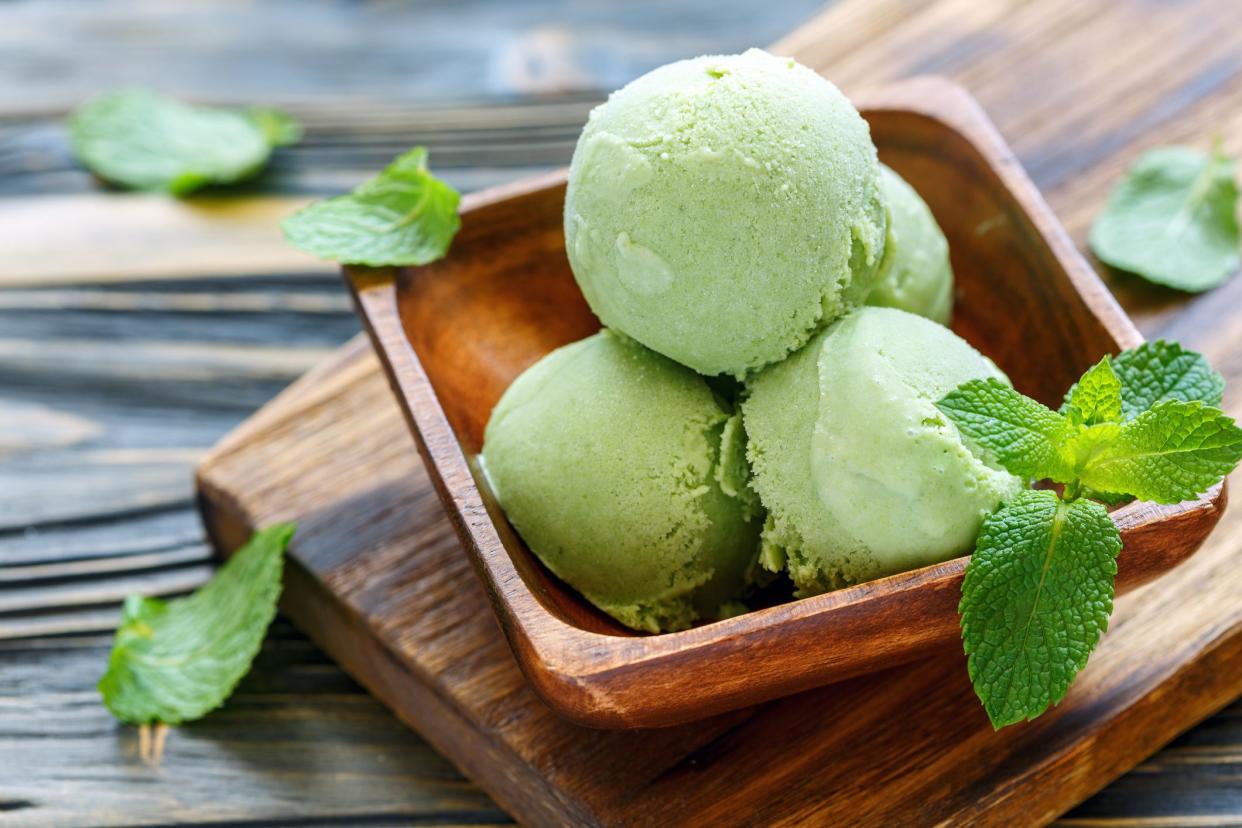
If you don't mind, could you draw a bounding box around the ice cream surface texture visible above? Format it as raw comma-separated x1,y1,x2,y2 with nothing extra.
481,330,761,633
564,48,886,377
866,164,954,324
743,307,1023,596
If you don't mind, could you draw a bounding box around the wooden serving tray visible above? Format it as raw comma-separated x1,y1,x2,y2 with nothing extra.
198,335,1242,827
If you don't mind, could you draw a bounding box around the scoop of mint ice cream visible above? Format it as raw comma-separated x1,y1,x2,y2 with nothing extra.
742,307,1022,595
482,330,761,632
564,48,886,378
866,164,954,324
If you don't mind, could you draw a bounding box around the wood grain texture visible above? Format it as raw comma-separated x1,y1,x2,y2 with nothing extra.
0,622,513,828
8,0,1242,824
0,195,325,286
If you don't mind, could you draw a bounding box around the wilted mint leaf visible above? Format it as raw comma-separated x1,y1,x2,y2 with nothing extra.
1077,399,1242,503
1062,357,1123,427
281,147,460,266
98,523,295,725
937,378,1076,481
960,490,1120,728
69,90,300,195
1089,144,1240,292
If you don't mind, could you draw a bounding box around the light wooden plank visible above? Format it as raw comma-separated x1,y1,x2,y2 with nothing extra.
0,194,326,286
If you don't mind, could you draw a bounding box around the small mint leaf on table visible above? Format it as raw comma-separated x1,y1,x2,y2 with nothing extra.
1089,144,1240,292
69,90,300,195
937,378,1076,481
1076,399,1242,504
960,490,1120,729
1062,356,1123,427
98,523,295,725
281,147,461,266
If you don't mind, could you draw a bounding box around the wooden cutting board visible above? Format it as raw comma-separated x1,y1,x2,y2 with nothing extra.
198,0,1242,824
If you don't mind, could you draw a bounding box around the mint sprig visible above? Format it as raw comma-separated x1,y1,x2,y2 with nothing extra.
98,523,295,727
69,90,301,195
939,341,1241,728
281,147,461,266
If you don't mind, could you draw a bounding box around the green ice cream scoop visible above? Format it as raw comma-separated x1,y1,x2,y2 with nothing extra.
564,48,886,378
481,330,762,633
742,307,1023,596
866,164,954,324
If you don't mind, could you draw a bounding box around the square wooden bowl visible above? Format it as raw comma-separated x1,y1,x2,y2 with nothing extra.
344,77,1226,729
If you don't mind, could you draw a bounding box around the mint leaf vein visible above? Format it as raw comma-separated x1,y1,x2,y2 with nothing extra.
1078,399,1242,503
1089,144,1240,292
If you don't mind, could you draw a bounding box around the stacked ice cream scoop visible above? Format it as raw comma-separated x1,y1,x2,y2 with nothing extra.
481,49,1019,633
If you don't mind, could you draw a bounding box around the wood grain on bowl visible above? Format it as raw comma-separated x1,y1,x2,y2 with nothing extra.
332,77,1227,729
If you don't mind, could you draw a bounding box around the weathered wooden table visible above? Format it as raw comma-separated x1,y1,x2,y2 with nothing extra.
3,1,1242,825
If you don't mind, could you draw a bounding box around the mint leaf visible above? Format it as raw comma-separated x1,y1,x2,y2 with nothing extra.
69,90,300,195
1112,341,1225,419
1089,144,1240,292
937,379,1076,481
1077,399,1242,503
281,147,460,266
98,523,295,725
1063,356,1123,426
960,490,1120,728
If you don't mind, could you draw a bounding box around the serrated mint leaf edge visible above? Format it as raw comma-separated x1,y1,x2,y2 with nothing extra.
1077,399,1242,504
1113,340,1226,419
1063,356,1123,427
